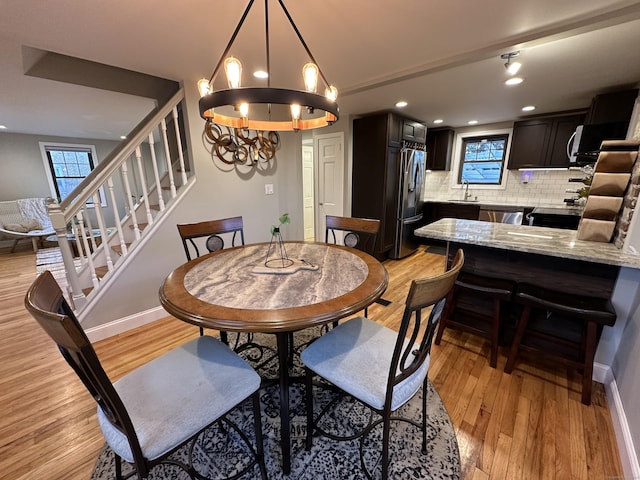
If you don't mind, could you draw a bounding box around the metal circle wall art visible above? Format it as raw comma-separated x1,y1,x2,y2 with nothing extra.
204,119,279,170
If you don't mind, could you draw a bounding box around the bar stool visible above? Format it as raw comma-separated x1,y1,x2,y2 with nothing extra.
435,271,515,368
504,283,616,405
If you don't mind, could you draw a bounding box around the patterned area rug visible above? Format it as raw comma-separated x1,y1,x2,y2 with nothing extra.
90,328,460,480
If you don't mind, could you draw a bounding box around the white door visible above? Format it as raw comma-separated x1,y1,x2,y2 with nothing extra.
302,144,315,241
315,132,344,240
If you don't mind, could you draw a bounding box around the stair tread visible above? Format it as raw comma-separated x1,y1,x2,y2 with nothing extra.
95,266,109,278
111,243,132,255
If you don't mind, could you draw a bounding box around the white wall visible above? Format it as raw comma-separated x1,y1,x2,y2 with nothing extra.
611,97,640,466
0,132,120,201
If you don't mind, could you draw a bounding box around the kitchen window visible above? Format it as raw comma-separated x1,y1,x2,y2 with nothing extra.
458,134,509,185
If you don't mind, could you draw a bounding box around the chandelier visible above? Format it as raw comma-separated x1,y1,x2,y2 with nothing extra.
198,0,339,168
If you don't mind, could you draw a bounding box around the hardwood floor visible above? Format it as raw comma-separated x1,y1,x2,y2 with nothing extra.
0,242,623,479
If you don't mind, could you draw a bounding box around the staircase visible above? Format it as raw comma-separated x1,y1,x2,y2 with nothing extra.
47,88,194,314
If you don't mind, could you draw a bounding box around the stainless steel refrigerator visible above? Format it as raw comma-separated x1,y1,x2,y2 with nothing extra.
390,142,426,259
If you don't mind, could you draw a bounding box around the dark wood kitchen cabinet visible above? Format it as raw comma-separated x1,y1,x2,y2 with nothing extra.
402,119,427,143
351,112,425,259
585,89,638,124
507,112,584,169
426,127,454,170
424,202,480,224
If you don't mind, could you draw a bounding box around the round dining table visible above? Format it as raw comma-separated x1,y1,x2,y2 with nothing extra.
159,241,388,474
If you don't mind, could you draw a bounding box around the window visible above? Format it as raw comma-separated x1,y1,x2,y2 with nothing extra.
40,142,102,204
458,134,509,185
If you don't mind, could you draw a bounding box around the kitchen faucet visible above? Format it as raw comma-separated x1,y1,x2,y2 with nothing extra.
462,179,472,201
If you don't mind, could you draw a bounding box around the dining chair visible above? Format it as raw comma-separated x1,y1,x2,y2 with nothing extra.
24,270,267,480
177,216,245,260
325,214,380,255
177,216,244,339
301,249,464,480
325,214,385,317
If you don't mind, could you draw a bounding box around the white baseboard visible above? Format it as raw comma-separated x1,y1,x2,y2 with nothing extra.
84,306,168,342
597,363,640,480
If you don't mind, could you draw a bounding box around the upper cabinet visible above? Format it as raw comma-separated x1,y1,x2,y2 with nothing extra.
402,119,427,144
585,89,638,125
426,127,454,171
507,113,584,169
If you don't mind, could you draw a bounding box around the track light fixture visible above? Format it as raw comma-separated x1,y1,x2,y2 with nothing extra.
501,52,522,75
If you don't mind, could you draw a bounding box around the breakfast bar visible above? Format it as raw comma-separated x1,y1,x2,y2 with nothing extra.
415,218,640,297
416,218,640,404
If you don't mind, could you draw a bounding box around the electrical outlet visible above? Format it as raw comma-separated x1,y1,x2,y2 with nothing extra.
265,184,274,195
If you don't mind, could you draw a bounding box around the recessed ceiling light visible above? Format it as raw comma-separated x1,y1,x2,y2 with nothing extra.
253,70,268,79
0,125,7,129
505,77,523,86
468,120,478,125
120,135,127,140
395,101,408,108
522,105,536,112
433,119,444,124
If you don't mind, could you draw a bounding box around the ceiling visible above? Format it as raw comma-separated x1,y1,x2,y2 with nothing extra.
1,0,640,141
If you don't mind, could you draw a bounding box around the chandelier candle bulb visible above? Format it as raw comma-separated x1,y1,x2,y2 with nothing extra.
197,78,211,97
325,85,338,101
224,56,242,88
303,63,319,93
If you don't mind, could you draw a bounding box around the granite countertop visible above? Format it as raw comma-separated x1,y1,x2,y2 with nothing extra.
415,218,640,269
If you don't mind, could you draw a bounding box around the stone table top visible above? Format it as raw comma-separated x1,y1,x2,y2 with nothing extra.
160,241,388,333
415,218,640,269
183,242,368,309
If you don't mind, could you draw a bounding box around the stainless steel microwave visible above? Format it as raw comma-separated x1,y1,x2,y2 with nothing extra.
568,122,629,164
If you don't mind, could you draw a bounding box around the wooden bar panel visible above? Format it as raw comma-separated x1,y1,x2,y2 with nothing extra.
447,242,619,298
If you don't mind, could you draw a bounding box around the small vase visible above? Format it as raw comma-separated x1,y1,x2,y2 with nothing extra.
264,227,294,268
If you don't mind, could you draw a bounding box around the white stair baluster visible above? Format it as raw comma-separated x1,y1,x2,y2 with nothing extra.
77,210,100,290
93,191,114,272
161,118,177,198
147,132,165,211
135,146,154,225
121,161,142,241
172,106,188,186
107,176,128,256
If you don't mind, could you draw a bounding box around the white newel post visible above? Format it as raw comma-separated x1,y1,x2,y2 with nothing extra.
47,202,86,309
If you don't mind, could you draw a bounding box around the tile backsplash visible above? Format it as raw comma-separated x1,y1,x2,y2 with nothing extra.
423,169,581,207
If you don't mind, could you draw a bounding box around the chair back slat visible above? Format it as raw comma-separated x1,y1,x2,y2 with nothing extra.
177,216,245,260
325,215,380,255
24,271,148,475
388,249,464,391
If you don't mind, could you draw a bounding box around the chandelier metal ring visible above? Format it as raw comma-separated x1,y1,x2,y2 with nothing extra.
199,87,339,131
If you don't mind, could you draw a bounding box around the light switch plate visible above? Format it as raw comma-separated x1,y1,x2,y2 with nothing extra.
265,184,274,195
